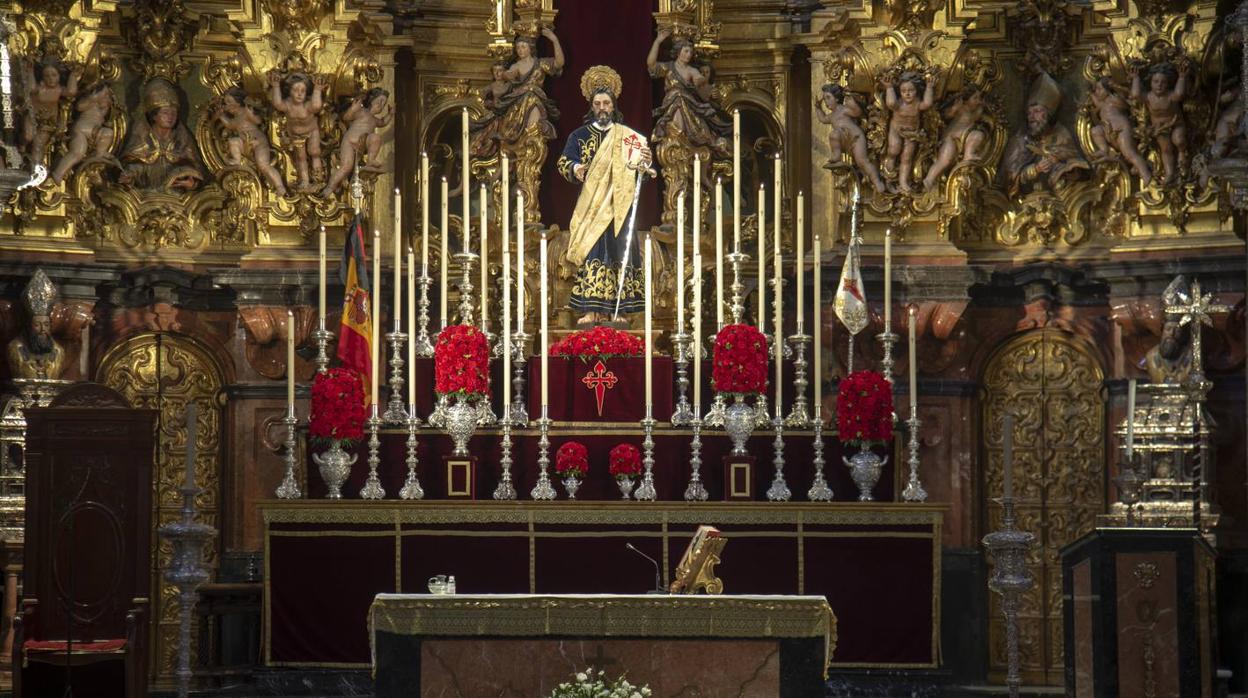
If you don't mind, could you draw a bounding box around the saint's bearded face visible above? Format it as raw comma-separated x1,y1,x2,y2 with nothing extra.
1159,321,1187,361
1026,104,1051,136
27,316,54,355
592,93,615,127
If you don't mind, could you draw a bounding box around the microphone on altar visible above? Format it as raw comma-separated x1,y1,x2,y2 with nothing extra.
625,543,666,594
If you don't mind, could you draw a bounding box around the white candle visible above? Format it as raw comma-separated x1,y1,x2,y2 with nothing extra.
80,323,89,377
693,153,701,285
480,183,488,334
693,250,702,411
372,229,382,405
185,401,198,489
1126,378,1136,459
421,152,430,276
1003,414,1014,498
393,189,402,332
908,305,917,419
408,247,416,407
773,200,782,411
496,0,503,32
318,225,327,324
287,309,295,406
644,232,653,409
502,153,510,324
732,108,741,254
676,192,685,334
440,176,449,328
516,191,525,335
758,184,766,335
462,108,470,255
796,190,804,334
540,230,549,408
884,227,892,333
813,228,821,413
503,219,512,410
715,178,724,329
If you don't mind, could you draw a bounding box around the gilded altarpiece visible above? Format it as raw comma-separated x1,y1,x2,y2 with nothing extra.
98,333,224,685
983,329,1104,685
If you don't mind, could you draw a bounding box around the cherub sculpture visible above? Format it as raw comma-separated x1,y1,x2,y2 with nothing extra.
1210,84,1244,159
815,84,886,193
22,57,82,168
50,83,116,184
268,71,326,192
1087,77,1152,187
1131,62,1189,185
881,70,936,193
213,87,287,196
921,87,989,192
320,88,392,198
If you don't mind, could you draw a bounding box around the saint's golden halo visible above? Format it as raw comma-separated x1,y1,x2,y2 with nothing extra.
579,65,623,103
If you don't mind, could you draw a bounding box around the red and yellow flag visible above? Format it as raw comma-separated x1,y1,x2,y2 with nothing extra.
336,213,373,397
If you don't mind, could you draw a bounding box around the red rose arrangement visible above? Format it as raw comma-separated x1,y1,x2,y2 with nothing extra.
555,441,589,478
711,324,769,395
608,443,642,480
836,370,894,446
550,326,643,363
309,368,367,446
434,324,491,400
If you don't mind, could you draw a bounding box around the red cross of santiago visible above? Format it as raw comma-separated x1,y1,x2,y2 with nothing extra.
581,360,618,417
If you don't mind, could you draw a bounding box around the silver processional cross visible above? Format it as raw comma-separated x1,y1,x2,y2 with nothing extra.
1163,278,1231,382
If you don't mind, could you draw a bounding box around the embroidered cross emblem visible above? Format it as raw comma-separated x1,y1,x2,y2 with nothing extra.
581,360,618,417
842,277,864,302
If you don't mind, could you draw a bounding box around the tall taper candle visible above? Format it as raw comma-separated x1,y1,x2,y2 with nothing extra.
421,152,430,275
372,229,382,405
461,108,470,253
693,249,702,411
773,202,782,410
1003,414,1014,498
440,176,449,328
480,183,488,333
884,228,892,332
644,231,653,407
796,191,804,333
908,304,917,419
813,228,821,409
715,178,724,328
503,218,512,408
693,154,701,283
516,191,525,334
501,154,510,312
776,156,784,328
732,108,741,254
318,225,327,324
1126,378,1136,459
676,192,685,333
540,229,549,408
286,309,295,406
393,189,402,332
408,247,416,406
758,184,766,335
185,401,198,488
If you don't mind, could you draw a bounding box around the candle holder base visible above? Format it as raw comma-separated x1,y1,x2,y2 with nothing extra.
807,412,833,502
414,276,436,357
476,399,498,426
383,330,410,425
635,414,657,501
399,414,424,500
427,394,448,429
275,413,302,499
508,332,531,427
753,393,771,429
670,332,694,427
902,415,928,503
494,420,517,500
877,331,899,385
360,414,386,499
726,251,750,326
530,415,556,500
785,333,812,429
705,391,726,428
312,324,333,374
684,417,708,501
766,415,791,502
454,251,480,327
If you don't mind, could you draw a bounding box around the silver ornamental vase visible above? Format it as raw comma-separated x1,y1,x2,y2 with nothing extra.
723,394,756,456
562,475,581,499
616,476,636,500
313,441,357,499
843,443,887,502
444,396,479,456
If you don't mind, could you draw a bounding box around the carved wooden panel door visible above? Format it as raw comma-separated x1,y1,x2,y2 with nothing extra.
983,329,1104,686
98,332,223,687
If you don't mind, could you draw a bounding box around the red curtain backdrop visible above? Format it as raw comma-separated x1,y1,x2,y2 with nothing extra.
541,0,658,231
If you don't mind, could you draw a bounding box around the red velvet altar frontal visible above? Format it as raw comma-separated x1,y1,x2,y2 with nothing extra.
263,501,942,670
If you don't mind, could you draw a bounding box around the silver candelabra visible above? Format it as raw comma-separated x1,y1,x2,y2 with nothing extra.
494,415,517,500
530,410,555,500
360,409,385,499
399,408,424,499
902,411,928,502
635,412,658,500
508,331,531,427
983,495,1035,698
454,251,478,326
785,332,812,428
877,330,898,385
383,328,409,424
807,406,833,501
670,332,694,426
159,483,215,698
414,274,435,357
684,415,708,501
766,413,791,501
312,318,332,374
727,250,749,325
275,409,302,499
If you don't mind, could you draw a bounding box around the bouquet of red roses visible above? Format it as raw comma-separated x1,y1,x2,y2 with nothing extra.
555,441,589,478
434,324,491,401
836,370,894,446
608,443,642,480
309,368,367,446
550,326,644,363
711,324,769,396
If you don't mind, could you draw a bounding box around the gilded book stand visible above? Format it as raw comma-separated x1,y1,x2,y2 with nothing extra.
669,525,726,594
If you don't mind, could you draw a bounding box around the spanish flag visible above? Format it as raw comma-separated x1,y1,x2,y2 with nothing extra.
337,213,373,393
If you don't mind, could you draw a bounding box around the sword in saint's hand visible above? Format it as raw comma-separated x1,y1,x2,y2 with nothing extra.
610,157,657,322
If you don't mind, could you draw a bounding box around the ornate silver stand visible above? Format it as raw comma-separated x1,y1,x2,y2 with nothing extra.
726,250,749,325
635,412,658,500
877,330,898,385
530,411,555,500
766,414,791,501
159,484,214,698
785,333,812,428
275,410,302,499
494,416,517,500
684,416,708,501
983,495,1036,698
670,332,694,426
399,408,424,499
508,331,531,427
312,318,332,374
414,275,435,357
901,413,928,502
454,251,479,325
427,394,448,429
383,329,409,424
359,409,385,499
807,406,833,501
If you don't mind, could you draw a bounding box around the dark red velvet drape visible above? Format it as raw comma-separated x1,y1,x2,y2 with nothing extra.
541,0,658,230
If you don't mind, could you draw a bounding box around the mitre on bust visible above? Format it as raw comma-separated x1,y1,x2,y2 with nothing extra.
5,269,68,380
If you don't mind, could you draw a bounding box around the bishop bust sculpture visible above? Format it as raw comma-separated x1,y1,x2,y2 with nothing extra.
6,269,67,381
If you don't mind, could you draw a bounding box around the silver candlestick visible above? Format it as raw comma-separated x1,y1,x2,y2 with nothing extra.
427,393,448,429
983,495,1035,698
877,330,898,385
383,329,409,424
359,409,385,499
275,410,302,499
670,332,694,426
494,416,517,500
635,412,657,500
159,483,214,698
399,408,424,499
312,318,332,374
684,416,708,501
414,275,435,357
766,413,791,501
508,330,531,427
807,406,833,501
785,333,812,428
704,332,726,428
530,411,555,500
902,413,928,502
727,251,750,325
454,251,479,326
